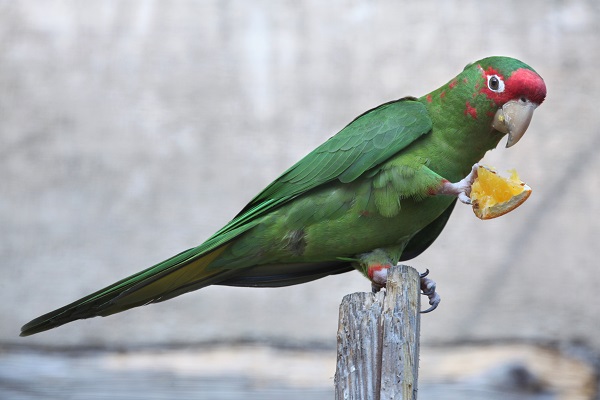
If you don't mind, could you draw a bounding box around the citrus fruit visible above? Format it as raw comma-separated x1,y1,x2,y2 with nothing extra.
470,165,532,220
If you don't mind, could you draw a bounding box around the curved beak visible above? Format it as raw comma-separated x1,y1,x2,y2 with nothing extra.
492,99,537,148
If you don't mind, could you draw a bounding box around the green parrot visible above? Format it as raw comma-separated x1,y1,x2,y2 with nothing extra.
21,56,546,336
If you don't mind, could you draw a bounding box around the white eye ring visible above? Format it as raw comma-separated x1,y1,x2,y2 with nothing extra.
487,75,505,93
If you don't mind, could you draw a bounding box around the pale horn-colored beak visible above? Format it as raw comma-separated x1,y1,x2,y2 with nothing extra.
492,99,537,148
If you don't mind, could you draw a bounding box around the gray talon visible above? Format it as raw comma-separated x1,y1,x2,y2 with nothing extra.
420,273,441,313
421,291,441,313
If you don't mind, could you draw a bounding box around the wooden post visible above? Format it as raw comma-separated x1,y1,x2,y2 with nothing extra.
334,265,421,400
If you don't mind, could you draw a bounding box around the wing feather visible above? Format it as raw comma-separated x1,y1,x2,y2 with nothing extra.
185,99,430,257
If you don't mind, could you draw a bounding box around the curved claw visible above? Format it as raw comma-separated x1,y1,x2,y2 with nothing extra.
420,271,441,313
421,292,441,313
419,269,430,279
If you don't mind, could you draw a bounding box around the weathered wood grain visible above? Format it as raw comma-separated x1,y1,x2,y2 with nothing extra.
335,265,421,400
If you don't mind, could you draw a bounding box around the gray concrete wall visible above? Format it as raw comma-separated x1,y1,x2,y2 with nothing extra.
2,0,599,350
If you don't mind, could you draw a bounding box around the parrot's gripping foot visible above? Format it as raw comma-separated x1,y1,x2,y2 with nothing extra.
438,163,479,204
420,269,441,313
369,266,440,313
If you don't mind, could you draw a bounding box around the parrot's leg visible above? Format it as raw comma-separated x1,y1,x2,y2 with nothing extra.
353,249,441,312
369,264,390,293
437,163,479,204
419,269,441,313
351,248,397,293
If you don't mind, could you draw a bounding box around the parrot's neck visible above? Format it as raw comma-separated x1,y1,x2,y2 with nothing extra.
417,79,505,180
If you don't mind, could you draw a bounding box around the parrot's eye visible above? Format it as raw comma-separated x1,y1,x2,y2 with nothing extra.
487,75,505,93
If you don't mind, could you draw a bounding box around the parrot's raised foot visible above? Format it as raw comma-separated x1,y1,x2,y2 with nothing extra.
438,163,479,204
420,269,440,313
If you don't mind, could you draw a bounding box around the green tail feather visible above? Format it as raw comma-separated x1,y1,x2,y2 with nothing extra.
20,245,231,336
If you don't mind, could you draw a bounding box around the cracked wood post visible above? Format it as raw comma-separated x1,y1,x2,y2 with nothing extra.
334,264,421,400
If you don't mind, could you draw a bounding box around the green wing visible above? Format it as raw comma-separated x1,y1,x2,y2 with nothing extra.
20,98,432,336
246,99,430,207
207,98,432,249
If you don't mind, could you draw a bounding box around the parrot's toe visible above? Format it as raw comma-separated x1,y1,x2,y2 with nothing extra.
420,271,441,313
439,163,479,204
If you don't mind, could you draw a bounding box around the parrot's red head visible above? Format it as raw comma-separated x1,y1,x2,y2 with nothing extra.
478,64,546,107
465,57,547,147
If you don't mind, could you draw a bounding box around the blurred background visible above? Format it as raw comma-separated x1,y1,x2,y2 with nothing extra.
1,0,599,399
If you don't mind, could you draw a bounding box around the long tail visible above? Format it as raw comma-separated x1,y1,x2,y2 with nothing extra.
20,245,232,336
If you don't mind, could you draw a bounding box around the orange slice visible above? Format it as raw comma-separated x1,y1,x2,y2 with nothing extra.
470,165,532,220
